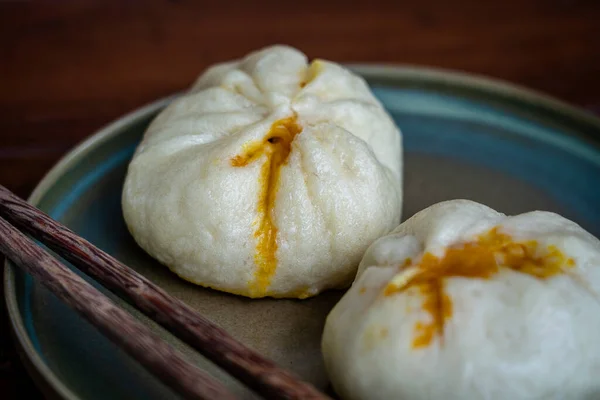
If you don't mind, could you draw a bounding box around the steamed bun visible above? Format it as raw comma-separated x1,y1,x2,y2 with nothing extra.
122,45,403,299
322,199,600,400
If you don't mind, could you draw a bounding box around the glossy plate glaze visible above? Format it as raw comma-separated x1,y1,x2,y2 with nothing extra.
5,66,600,400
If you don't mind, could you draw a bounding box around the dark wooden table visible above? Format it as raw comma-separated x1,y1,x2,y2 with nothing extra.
1,1,599,398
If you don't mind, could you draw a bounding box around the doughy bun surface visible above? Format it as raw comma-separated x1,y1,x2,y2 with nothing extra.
322,199,600,400
122,45,403,299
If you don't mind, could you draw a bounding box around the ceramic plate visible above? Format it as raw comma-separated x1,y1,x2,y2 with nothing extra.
5,65,600,400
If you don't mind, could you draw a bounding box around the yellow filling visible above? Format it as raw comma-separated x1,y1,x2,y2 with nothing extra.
299,60,323,88
384,227,576,349
231,117,302,297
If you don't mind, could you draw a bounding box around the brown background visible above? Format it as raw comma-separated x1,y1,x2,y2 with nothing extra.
1,1,599,398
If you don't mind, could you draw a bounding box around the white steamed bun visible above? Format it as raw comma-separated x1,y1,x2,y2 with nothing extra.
122,45,403,299
322,199,600,400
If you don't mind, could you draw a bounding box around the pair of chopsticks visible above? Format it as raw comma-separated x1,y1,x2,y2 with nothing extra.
0,185,330,400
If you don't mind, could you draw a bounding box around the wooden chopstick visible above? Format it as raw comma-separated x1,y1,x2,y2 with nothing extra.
0,185,330,400
0,216,236,400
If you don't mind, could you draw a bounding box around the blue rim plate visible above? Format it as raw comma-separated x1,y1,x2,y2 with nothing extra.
4,65,600,399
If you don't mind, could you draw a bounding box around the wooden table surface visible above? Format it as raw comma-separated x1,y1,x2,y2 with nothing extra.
1,1,599,398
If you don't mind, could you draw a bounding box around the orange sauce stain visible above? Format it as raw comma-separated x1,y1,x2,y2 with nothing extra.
231,117,302,297
384,228,576,349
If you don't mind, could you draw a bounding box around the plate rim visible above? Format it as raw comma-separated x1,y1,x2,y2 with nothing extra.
3,95,176,400
4,63,600,400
